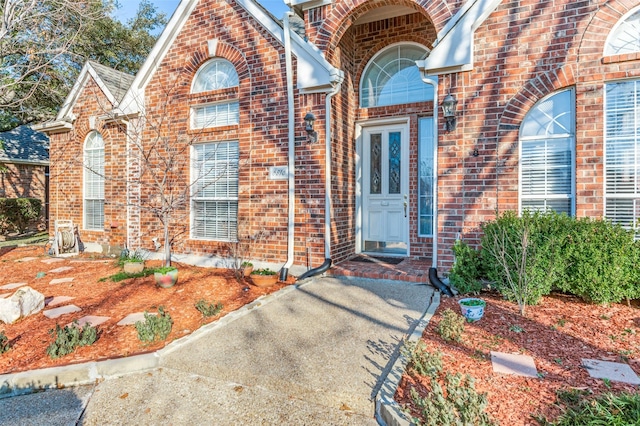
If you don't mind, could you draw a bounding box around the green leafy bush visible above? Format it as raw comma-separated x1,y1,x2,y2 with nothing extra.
558,218,640,304
449,239,485,294
404,350,495,426
435,308,465,343
481,211,567,314
401,340,442,378
135,306,173,343
46,321,98,359
0,331,10,354
195,299,223,317
0,198,42,233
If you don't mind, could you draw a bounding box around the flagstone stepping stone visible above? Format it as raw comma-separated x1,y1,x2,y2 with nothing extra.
0,283,26,290
49,277,74,285
15,257,38,262
41,258,64,264
69,315,110,328
0,293,11,299
49,266,74,274
116,312,156,326
44,296,75,307
491,351,538,378
582,359,640,385
43,304,81,319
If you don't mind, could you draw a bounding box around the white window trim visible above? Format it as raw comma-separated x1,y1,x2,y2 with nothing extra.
190,101,240,130
191,58,239,93
603,79,640,232
190,141,239,241
359,42,431,108
604,5,640,56
518,89,576,216
83,131,105,231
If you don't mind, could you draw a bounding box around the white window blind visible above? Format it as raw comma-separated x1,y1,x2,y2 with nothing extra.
192,102,239,129
605,80,640,230
84,131,104,230
191,141,239,240
520,89,575,215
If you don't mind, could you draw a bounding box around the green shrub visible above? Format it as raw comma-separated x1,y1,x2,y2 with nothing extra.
436,308,465,343
0,331,10,354
195,299,223,317
449,240,485,294
135,306,173,343
46,321,98,359
481,211,566,314
405,349,495,426
558,218,640,304
401,340,442,378
0,198,42,233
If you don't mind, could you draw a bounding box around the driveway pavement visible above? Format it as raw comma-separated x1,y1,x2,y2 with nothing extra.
0,277,435,425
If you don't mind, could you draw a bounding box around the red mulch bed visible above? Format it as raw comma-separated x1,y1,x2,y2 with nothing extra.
396,292,640,425
0,246,291,375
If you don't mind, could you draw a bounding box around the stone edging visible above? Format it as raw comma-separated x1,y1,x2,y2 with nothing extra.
375,290,441,426
0,283,302,399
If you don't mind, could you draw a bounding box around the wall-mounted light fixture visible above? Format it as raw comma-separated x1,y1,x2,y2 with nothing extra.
304,112,317,143
441,94,458,132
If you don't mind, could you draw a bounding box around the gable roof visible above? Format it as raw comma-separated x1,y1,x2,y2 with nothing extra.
55,61,135,122
119,0,342,114
0,125,49,165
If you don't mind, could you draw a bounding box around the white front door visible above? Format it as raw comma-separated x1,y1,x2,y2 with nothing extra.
361,124,409,256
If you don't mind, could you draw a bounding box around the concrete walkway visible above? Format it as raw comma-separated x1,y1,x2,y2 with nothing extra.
0,277,435,425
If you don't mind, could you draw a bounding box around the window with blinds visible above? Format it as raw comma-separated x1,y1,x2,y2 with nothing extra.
191,102,239,129
191,59,239,130
191,141,239,240
519,89,575,215
84,131,105,230
605,80,640,230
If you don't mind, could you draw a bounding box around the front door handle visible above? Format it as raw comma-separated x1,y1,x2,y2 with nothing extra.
403,194,408,217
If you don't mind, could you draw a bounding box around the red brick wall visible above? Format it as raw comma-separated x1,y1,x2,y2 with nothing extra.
48,77,128,249
0,164,46,200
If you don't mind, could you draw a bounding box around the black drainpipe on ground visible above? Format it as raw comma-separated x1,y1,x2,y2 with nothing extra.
428,267,454,296
296,258,332,281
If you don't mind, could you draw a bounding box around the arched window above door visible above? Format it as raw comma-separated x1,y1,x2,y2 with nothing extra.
360,43,433,108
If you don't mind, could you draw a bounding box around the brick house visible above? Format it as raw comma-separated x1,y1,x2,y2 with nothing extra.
0,125,49,228
36,0,640,277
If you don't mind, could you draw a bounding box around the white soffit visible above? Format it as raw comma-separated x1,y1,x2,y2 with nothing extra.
417,0,502,75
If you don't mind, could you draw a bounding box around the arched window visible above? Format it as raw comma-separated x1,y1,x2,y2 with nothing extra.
605,7,640,56
519,89,575,215
84,131,104,230
191,59,239,129
360,44,433,108
192,59,239,93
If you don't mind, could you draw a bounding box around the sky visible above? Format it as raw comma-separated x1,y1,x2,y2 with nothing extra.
113,0,290,24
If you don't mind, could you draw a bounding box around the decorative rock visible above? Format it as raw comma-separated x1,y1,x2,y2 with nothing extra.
0,286,45,324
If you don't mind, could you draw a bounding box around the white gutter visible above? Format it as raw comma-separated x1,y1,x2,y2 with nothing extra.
283,11,296,271
420,75,439,268
324,82,341,258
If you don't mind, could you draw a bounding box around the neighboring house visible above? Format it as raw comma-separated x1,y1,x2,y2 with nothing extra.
35,0,640,275
0,125,49,224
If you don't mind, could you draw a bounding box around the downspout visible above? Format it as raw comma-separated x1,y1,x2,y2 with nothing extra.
420,74,454,296
297,81,341,281
280,11,296,281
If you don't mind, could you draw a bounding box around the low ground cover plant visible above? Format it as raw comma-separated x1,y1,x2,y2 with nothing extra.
195,299,223,317
135,306,173,343
0,331,10,354
435,308,465,342
401,341,495,426
46,321,98,359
